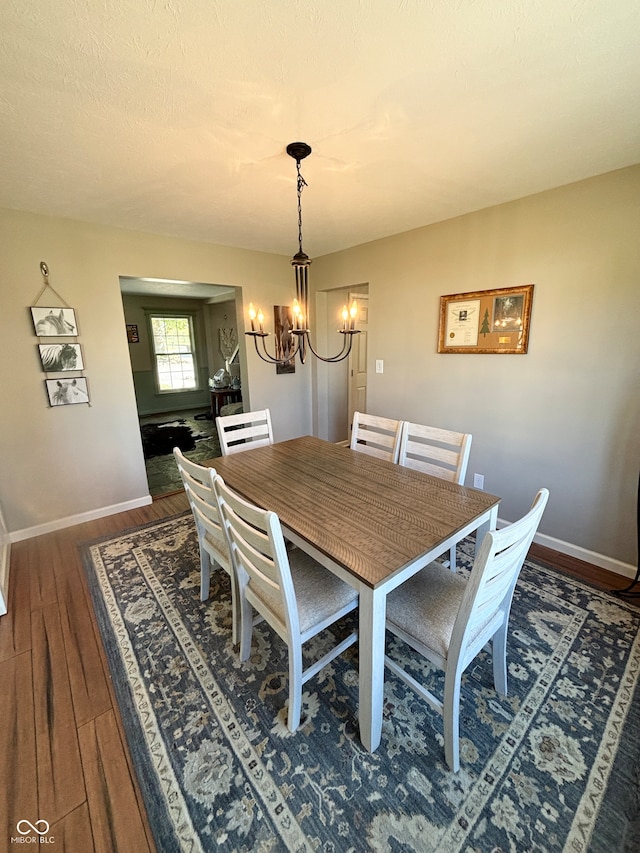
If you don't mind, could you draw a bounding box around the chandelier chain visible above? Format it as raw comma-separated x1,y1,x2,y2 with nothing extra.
296,160,307,254
245,141,359,365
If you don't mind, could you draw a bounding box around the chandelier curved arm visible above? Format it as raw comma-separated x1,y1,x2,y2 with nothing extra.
246,331,302,365
303,329,360,363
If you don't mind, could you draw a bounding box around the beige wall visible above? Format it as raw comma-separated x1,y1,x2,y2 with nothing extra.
314,166,640,570
0,209,311,536
1,166,638,570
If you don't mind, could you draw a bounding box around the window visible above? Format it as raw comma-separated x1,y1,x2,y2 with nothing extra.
148,313,198,392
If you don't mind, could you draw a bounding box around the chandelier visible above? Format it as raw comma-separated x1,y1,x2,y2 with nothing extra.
245,142,360,365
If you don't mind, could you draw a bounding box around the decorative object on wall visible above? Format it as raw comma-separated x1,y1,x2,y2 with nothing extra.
218,327,238,373
31,305,77,336
38,343,84,372
30,262,77,331
31,261,90,406
45,377,90,406
126,324,139,343
246,142,360,365
438,284,534,354
274,305,295,374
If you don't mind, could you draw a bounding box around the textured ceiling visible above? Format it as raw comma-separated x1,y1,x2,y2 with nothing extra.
1,1,639,259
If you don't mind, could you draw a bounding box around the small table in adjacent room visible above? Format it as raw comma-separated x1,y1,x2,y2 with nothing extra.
210,387,242,419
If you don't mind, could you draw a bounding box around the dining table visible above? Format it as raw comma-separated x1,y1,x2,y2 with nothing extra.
207,434,500,752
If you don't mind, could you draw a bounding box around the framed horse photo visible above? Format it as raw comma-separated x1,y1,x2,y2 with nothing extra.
31,306,78,337
45,377,90,407
38,343,84,373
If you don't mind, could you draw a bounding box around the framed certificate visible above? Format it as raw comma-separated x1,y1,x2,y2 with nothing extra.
438,285,534,354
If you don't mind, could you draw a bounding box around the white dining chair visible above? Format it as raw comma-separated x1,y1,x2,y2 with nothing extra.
216,408,274,456
350,411,403,463
398,422,473,570
212,471,359,732
173,448,239,642
384,488,549,771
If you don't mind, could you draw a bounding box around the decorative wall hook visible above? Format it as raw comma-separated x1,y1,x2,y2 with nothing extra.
31,261,71,309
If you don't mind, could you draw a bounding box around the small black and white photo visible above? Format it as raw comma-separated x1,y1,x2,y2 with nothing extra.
38,343,84,372
31,306,77,337
45,377,90,406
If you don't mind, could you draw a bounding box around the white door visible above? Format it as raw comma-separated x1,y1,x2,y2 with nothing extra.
347,293,369,436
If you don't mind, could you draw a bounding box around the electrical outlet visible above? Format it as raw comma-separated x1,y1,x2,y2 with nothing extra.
473,473,485,489
375,359,384,374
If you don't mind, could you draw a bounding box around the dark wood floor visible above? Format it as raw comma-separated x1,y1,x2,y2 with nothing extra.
0,493,189,852
0,492,636,851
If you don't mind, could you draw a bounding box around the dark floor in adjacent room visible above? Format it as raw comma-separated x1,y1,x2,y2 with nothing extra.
139,408,221,497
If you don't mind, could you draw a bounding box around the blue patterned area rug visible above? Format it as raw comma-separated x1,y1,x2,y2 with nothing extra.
81,513,640,852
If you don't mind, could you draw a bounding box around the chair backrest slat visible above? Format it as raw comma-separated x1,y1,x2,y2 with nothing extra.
453,489,549,657
224,503,281,590
173,448,235,604
180,468,231,569
212,473,299,635
398,422,472,484
216,408,274,456
350,412,402,463
173,449,212,485
182,469,214,503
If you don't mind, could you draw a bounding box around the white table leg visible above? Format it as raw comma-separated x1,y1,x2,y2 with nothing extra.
474,505,499,556
358,585,387,752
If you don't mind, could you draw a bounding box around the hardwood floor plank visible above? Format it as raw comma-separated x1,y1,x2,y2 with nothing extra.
56,565,112,728
32,604,86,821
79,711,154,853
2,498,189,853
84,605,158,853
0,653,37,845
51,802,95,853
29,536,59,610
529,541,640,604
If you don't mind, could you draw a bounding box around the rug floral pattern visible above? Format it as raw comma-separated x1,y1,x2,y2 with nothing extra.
83,515,640,852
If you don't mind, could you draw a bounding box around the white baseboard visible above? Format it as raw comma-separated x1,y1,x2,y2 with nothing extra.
0,503,10,615
9,496,153,543
494,515,636,580
532,530,636,579
0,540,9,616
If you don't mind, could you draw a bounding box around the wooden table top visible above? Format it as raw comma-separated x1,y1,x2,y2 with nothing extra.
207,435,500,589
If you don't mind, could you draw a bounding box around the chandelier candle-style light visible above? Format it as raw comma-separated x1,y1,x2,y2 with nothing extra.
246,142,359,365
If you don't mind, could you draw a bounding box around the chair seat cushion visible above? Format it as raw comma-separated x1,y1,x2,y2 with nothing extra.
250,549,358,636
386,562,467,659
203,530,230,569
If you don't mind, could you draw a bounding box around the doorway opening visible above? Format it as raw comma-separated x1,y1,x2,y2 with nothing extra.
312,284,369,444
120,276,244,497
346,291,369,436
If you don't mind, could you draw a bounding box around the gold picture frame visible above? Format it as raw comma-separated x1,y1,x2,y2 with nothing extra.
438,284,534,354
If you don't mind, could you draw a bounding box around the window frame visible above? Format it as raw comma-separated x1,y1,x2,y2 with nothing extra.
145,310,200,394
